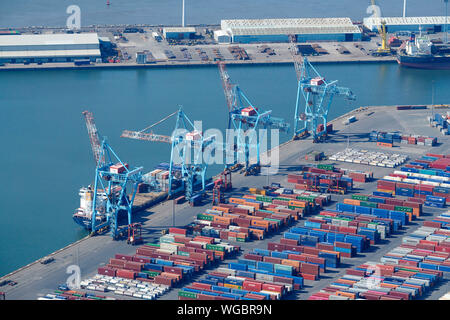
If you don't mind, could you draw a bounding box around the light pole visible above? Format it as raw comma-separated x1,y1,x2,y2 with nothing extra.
182,0,185,27
172,199,176,227
403,0,407,18
445,0,448,44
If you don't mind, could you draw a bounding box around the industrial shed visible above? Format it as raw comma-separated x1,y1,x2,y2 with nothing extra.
163,27,196,40
0,33,101,64
363,16,450,33
220,18,362,43
214,30,231,43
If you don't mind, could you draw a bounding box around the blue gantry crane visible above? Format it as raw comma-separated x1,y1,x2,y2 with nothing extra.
82,111,143,240
218,62,290,175
121,107,213,201
289,36,356,143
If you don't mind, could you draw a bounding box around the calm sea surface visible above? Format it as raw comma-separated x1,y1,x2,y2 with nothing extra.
0,0,449,276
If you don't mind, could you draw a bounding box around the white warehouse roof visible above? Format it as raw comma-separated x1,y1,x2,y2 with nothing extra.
0,33,100,47
221,18,361,35
0,49,100,59
364,16,450,29
163,27,196,33
0,33,101,60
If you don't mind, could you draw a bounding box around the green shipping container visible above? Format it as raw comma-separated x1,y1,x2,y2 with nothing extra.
360,201,378,208
264,218,281,226
197,213,214,221
275,197,292,202
296,196,315,202
145,243,160,248
143,270,161,277
352,194,369,201
236,238,246,242
394,206,413,213
178,290,197,299
318,164,334,171
419,169,437,176
177,251,190,256
274,264,293,271
256,196,273,203
206,244,225,252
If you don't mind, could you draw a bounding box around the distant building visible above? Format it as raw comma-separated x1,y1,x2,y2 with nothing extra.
363,16,450,33
214,30,231,43
136,51,147,64
152,32,162,41
0,33,101,64
163,27,196,40
219,18,362,44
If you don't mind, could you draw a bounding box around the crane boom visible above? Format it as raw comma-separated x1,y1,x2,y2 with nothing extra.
218,62,236,112
121,130,172,143
82,110,105,166
288,34,304,82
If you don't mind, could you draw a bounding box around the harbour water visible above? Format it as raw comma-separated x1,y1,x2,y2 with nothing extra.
0,0,449,277
0,0,444,28
1,63,449,276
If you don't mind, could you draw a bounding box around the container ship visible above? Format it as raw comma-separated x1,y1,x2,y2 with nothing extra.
72,186,118,230
397,34,450,70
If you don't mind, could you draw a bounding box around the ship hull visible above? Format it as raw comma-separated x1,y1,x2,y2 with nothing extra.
397,54,450,70
72,215,93,230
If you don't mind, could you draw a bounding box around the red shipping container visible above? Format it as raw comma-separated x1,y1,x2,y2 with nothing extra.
124,261,143,272
346,268,365,276
280,238,298,246
334,242,352,249
267,242,286,252
263,256,282,264
244,253,263,261
169,227,187,236
197,294,215,300
163,266,183,276
98,267,116,277
303,247,320,256
244,293,266,300
110,258,126,267
191,282,211,290
262,283,284,294
243,280,263,292
378,203,395,210
132,256,152,264
115,254,133,261
116,269,136,279
272,276,294,285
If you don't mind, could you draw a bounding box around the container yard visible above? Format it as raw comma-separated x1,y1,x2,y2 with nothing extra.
1,104,449,301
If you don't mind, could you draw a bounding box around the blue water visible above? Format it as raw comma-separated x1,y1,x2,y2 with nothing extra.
0,1,449,277
0,0,445,28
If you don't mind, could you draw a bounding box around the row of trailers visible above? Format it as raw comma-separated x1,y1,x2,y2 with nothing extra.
76,42,356,240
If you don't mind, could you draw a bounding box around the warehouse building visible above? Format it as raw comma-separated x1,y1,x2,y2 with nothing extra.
213,30,232,43
219,18,362,44
163,27,196,40
0,33,101,64
363,16,450,33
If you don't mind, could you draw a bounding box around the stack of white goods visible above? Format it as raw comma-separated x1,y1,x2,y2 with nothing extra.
80,274,169,300
330,148,407,167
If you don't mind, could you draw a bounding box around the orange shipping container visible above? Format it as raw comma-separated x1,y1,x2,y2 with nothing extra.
212,206,229,213
229,198,246,204
213,216,232,225
243,202,262,210
281,259,301,269
288,200,306,208
336,291,356,299
251,220,269,229
344,198,360,206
